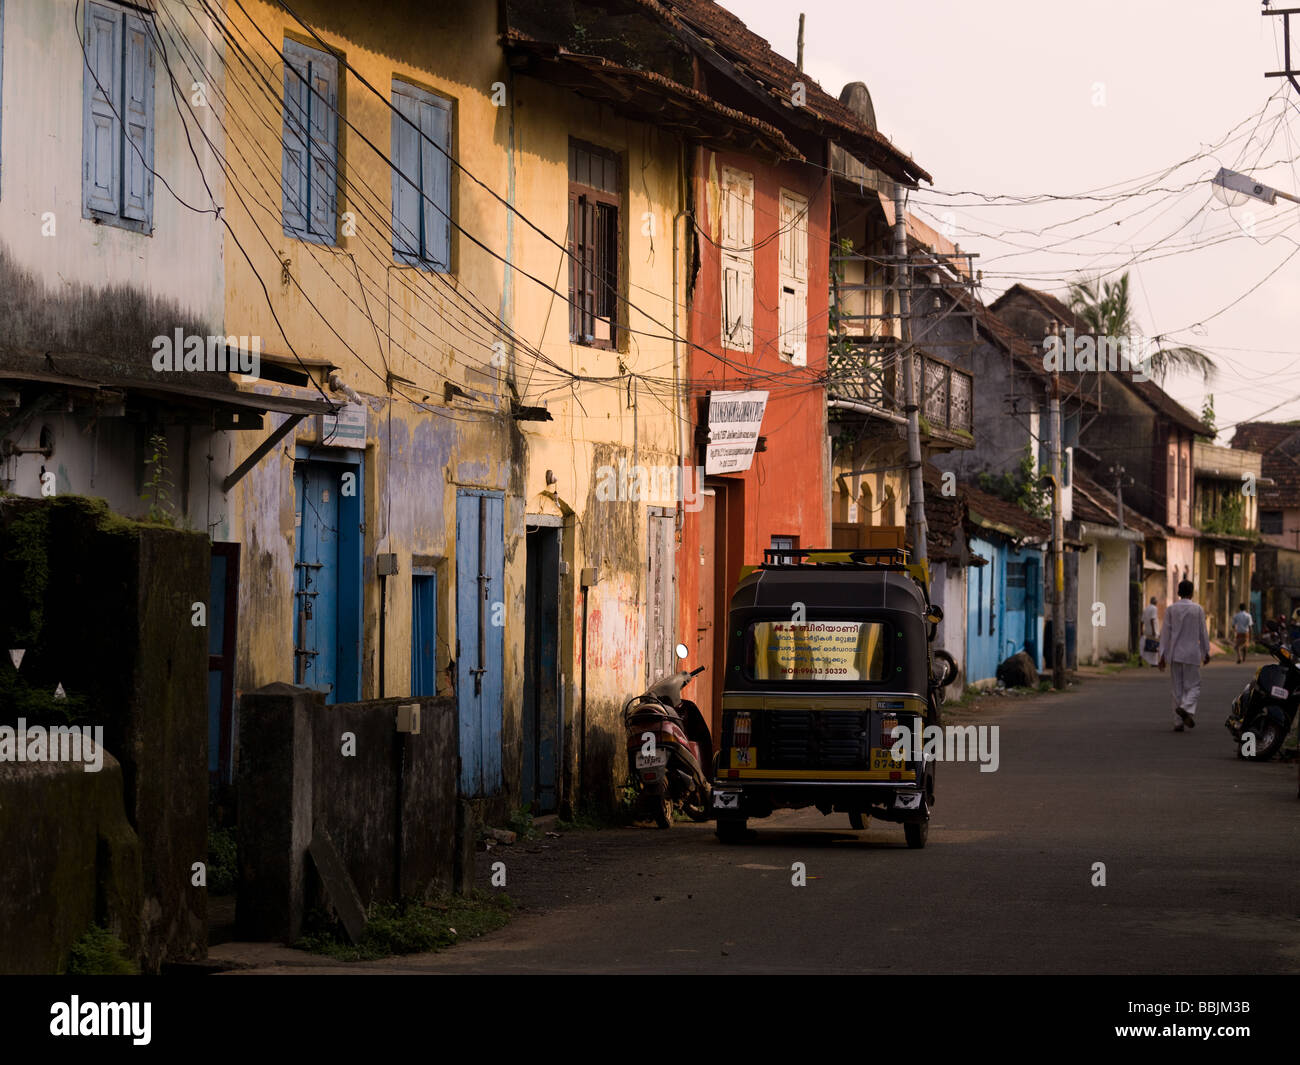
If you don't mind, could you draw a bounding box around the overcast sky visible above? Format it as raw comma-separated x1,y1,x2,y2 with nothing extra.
727,0,1300,441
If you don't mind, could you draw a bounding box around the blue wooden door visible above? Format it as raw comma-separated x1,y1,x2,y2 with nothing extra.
411,572,437,697
456,491,504,796
293,459,361,704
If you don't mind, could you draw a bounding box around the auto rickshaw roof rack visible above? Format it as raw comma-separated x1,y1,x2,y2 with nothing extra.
760,547,909,569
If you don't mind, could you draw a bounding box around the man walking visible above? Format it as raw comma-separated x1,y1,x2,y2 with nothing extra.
1231,603,1254,664
1140,596,1160,667
1158,580,1211,732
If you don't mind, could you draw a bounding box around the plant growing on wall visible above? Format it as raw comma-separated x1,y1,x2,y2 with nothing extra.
977,446,1051,520
141,433,176,526
1200,485,1246,535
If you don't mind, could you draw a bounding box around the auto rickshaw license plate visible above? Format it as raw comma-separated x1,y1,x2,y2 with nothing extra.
870,749,905,771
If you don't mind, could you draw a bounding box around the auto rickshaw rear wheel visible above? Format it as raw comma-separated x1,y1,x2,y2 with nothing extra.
904,820,928,849
849,811,868,830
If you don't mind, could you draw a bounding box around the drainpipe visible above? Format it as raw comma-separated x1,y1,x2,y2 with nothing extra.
673,141,691,539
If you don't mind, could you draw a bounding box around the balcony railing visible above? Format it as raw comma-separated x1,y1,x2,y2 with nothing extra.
828,336,973,435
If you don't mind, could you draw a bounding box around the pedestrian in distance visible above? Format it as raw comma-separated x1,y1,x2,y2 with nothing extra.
1158,579,1211,732
1231,603,1254,664
1140,596,1160,667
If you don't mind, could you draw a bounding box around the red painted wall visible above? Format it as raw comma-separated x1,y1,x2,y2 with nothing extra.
676,147,830,730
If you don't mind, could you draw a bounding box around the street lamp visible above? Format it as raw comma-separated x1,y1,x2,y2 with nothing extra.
1210,167,1300,207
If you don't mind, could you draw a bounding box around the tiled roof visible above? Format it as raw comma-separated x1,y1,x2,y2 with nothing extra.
962,481,1051,543
658,0,931,184
1231,421,1300,507
989,284,1210,437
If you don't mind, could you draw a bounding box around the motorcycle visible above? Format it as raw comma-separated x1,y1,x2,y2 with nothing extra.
623,644,713,828
1225,632,1300,761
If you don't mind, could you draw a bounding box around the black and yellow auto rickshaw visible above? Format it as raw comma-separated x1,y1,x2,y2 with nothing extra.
711,547,956,847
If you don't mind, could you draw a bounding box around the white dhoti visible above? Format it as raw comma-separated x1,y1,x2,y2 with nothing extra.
1170,662,1201,721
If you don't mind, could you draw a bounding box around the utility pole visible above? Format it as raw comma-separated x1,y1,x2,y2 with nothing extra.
796,14,805,72
893,182,927,567
1110,463,1125,530
1048,322,1066,689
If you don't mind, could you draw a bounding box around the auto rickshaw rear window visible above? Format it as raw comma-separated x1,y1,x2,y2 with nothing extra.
745,620,887,682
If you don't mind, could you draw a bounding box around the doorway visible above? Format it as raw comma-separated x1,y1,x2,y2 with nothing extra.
523,521,562,813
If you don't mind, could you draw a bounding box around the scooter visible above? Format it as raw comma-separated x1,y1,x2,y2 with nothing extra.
623,644,713,828
1225,632,1300,760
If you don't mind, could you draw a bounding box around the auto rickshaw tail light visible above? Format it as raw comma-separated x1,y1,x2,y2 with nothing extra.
732,712,752,749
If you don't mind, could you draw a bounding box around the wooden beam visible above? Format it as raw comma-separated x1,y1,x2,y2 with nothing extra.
222,414,304,494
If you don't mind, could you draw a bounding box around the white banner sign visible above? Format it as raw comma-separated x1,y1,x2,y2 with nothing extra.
705,390,768,474
320,402,367,447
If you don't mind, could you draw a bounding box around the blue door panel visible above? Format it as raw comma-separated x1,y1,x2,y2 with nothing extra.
456,491,504,796
293,457,361,704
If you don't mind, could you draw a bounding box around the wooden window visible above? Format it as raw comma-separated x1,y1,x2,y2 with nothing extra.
568,140,620,348
721,166,754,353
392,80,452,270
82,1,154,232
283,39,339,244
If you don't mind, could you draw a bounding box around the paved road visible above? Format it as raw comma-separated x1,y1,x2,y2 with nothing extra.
219,661,1300,974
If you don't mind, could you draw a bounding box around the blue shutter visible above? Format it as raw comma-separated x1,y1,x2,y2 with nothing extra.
121,13,153,223
282,40,311,236
83,2,122,216
307,50,338,241
419,96,450,269
411,573,437,697
391,88,421,263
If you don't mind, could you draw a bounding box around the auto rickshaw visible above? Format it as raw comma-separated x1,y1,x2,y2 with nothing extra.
711,547,956,847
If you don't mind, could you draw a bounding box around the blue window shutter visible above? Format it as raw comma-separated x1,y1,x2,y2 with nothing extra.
83,2,122,216
282,40,311,236
307,51,338,241
121,13,153,223
419,97,450,269
391,88,421,263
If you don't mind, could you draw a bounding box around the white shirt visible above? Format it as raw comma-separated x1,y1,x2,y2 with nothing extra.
1141,604,1158,635
1159,598,1211,665
1232,611,1253,634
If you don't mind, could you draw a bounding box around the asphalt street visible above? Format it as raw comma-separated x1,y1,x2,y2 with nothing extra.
215,660,1300,974
428,660,1299,974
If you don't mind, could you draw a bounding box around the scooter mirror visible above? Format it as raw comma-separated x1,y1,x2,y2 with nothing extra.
675,643,689,660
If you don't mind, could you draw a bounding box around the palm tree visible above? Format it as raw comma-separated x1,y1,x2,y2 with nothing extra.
1066,271,1215,385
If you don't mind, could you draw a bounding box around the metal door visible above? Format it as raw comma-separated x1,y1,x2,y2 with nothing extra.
456,491,505,796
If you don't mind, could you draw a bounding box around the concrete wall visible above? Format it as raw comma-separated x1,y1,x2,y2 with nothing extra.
236,685,458,942
1076,534,1134,663
0,496,208,970
931,560,967,701
0,753,143,974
